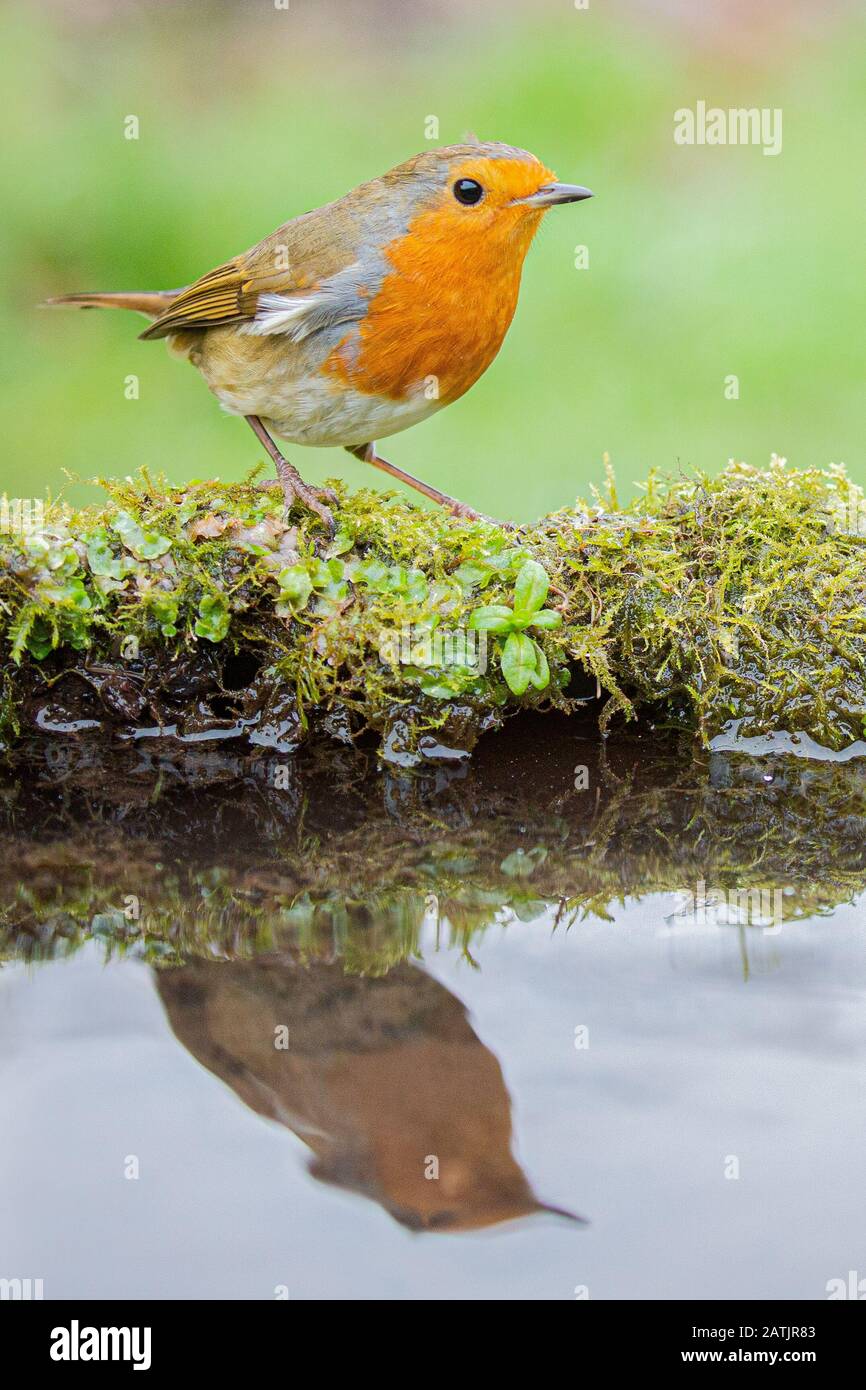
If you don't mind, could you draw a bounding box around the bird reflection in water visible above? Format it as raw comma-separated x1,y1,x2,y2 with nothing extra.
156,955,583,1233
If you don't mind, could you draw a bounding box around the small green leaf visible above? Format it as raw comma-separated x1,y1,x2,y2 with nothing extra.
111,511,172,561
403,568,428,602
44,577,92,612
25,617,55,661
86,531,131,581
352,557,390,590
194,594,230,642
277,565,314,610
499,632,551,695
470,605,515,632
453,561,490,590
327,530,355,557
528,608,562,630
500,631,537,694
415,671,470,699
527,641,550,690
513,559,549,618
148,592,180,636
304,558,330,589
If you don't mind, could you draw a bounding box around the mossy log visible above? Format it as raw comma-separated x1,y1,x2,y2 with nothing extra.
1,458,865,760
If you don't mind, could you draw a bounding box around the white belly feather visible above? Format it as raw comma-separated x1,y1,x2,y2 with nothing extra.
214,372,442,448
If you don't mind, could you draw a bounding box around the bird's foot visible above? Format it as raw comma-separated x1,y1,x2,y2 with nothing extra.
245,415,336,535
257,469,336,534
280,475,336,535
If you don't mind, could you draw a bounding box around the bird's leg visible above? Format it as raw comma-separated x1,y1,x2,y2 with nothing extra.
347,443,512,528
245,415,336,532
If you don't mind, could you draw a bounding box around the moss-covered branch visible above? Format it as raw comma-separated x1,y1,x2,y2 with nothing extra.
2,457,865,758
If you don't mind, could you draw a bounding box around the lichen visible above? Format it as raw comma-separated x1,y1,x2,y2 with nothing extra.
1,457,864,758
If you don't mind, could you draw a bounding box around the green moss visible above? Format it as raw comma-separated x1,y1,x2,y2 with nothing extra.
1,458,865,756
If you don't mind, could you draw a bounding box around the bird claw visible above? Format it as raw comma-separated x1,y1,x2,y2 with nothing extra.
254,475,336,535
281,479,336,537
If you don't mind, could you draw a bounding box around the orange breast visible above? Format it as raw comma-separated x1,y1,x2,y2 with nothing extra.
325,199,541,404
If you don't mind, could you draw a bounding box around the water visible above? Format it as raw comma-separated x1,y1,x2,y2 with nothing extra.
2,721,865,1300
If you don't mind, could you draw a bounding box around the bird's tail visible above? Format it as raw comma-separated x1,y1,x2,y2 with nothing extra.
42,290,180,318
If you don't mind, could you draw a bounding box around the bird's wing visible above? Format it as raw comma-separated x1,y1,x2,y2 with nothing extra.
138,260,255,339
139,213,371,343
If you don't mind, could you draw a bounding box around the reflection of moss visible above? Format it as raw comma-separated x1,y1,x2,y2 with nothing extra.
2,735,865,970
1,459,865,755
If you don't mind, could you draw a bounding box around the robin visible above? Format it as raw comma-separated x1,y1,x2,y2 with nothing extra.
46,142,592,532
157,954,584,1232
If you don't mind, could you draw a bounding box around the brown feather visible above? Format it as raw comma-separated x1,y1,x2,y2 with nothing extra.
139,195,387,342
43,290,178,317
138,262,250,338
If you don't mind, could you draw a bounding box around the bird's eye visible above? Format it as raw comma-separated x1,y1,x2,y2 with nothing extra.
453,178,484,206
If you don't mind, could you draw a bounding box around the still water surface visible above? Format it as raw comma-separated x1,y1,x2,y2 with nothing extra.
2,728,865,1299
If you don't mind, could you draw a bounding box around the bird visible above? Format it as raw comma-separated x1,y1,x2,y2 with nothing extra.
157,952,585,1233
45,142,592,533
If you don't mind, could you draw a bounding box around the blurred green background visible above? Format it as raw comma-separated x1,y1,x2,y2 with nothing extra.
1,0,863,519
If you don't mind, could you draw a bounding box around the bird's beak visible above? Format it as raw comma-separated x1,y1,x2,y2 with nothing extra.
515,183,594,208
534,1201,590,1225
